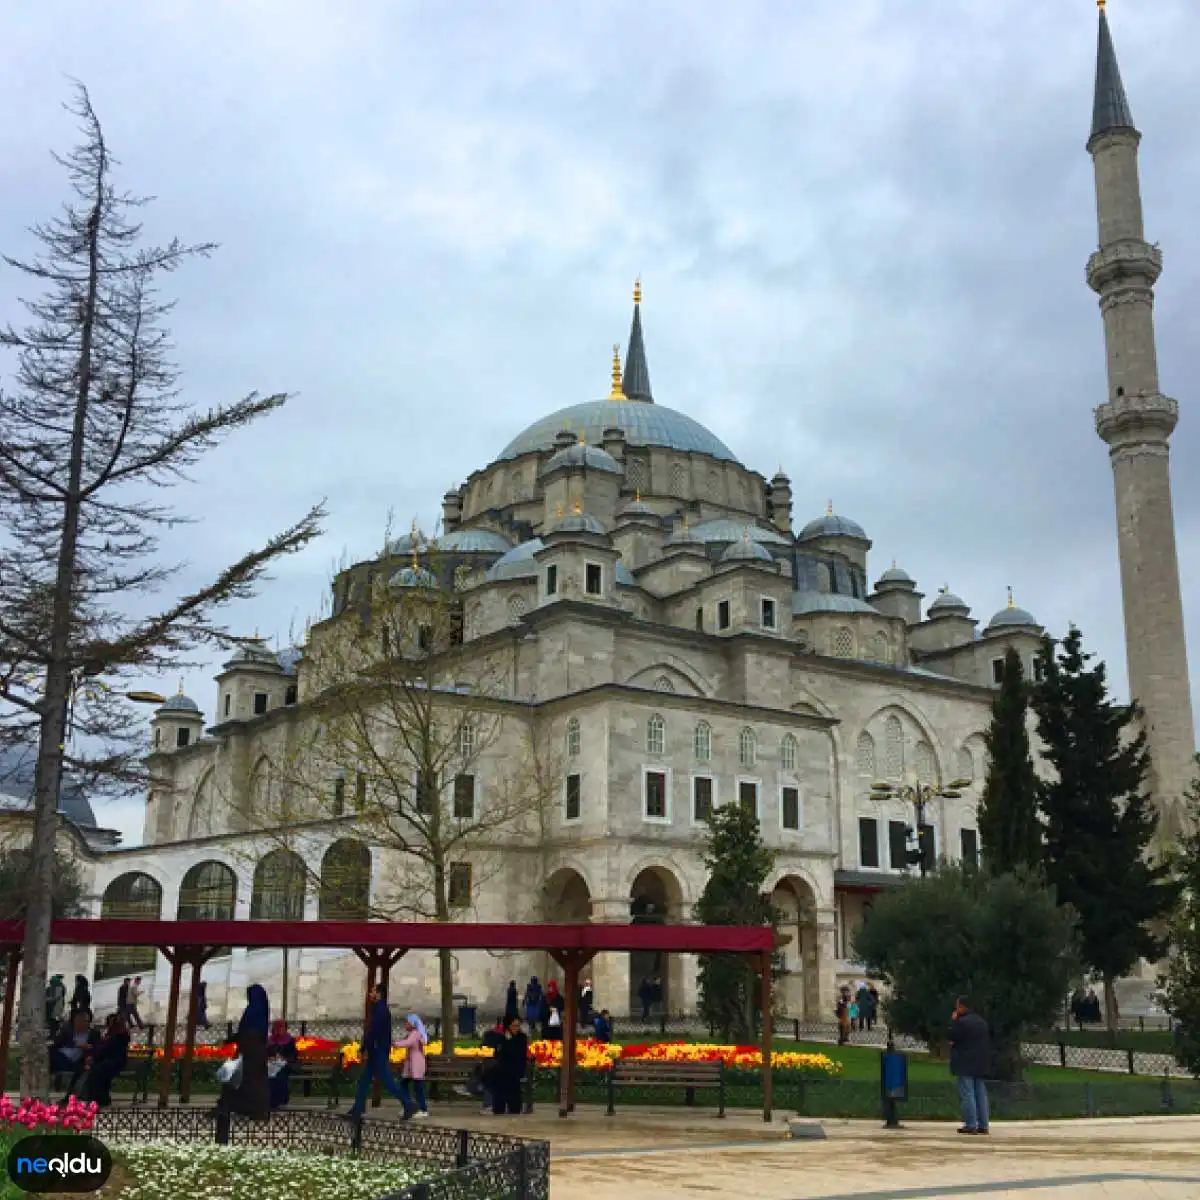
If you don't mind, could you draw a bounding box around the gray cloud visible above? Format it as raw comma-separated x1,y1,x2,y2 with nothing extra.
1,0,1196,843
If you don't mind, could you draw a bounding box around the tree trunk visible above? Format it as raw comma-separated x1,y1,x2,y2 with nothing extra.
1104,974,1119,1032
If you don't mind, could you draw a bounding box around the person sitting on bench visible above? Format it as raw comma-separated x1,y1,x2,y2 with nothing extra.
80,1014,130,1108
49,1010,99,1099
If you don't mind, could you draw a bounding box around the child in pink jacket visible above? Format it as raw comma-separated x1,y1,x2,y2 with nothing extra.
398,1014,429,1119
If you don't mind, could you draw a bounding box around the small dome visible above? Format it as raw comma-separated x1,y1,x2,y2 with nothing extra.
792,592,879,615
224,640,282,669
798,512,869,542
485,538,543,581
928,588,970,616
986,603,1040,631
877,564,914,587
545,512,606,537
390,565,438,588
720,534,775,564
617,498,659,521
540,442,623,477
689,518,791,546
160,692,200,713
437,528,515,554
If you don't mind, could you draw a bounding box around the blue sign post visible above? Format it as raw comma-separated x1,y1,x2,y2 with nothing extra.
880,1049,908,1129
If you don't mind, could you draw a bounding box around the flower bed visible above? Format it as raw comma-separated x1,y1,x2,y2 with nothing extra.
1,1097,100,1200
141,1035,342,1061
112,1143,426,1200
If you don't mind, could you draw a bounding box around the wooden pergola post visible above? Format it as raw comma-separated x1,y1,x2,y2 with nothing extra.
550,949,594,1117
0,945,21,1095
156,948,183,1109
178,948,217,1104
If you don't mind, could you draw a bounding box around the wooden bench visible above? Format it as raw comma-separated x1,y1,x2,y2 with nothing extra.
290,1052,344,1107
605,1060,725,1117
423,1054,537,1113
127,1050,154,1105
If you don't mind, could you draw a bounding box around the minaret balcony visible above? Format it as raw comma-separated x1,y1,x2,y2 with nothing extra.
1087,240,1162,292
1095,390,1178,446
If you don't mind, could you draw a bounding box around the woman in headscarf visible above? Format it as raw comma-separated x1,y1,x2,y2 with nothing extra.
540,980,564,1041
523,977,542,1027
491,1015,528,1116
68,974,91,1020
267,1018,299,1110
397,1014,429,1119
80,1014,129,1108
220,983,270,1118
503,981,519,1026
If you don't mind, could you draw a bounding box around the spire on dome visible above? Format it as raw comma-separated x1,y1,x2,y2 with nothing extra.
1091,1,1136,141
622,279,653,403
608,344,625,400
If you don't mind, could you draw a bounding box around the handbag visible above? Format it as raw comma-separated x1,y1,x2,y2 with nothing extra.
267,1058,287,1079
548,1009,561,1028
216,1056,243,1087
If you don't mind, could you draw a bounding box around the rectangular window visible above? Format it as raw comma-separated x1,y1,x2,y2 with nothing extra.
333,777,346,817
961,828,979,871
761,597,777,630
1032,657,1045,683
153,728,161,749
253,692,268,715
453,773,475,820
695,607,703,632
717,600,731,630
738,779,759,817
285,684,298,705
645,770,668,820
565,773,581,821
416,772,437,815
417,625,432,651
223,694,231,717
355,771,367,809
175,727,191,749
859,817,879,868
585,563,602,595
888,820,910,870
546,564,558,596
991,657,1005,685
693,776,713,823
448,863,472,908
919,823,937,873
781,785,800,831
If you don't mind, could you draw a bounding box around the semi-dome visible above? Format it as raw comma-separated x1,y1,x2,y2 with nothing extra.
437,528,514,554
540,442,623,477
720,535,775,564
485,539,543,581
798,511,869,542
545,512,606,537
390,565,438,588
928,588,970,616
689,518,791,546
792,592,879,615
617,497,659,521
498,399,738,463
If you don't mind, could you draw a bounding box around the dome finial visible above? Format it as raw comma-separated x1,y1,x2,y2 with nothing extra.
892,559,897,569
1007,585,1015,609
633,277,642,305
635,489,641,503
572,498,583,515
608,344,625,400
177,678,184,696
556,502,564,519
1097,0,1105,9
826,499,834,517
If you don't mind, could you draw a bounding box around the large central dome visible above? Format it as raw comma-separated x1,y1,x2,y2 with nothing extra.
498,398,739,463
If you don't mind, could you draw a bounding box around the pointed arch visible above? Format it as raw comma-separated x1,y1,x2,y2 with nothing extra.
187,770,219,839
856,731,876,778
625,656,710,697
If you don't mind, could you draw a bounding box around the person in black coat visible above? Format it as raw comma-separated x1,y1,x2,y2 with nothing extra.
50,1010,100,1098
491,1016,528,1115
220,984,271,1119
68,975,91,1021
80,1015,129,1108
347,984,407,1116
503,981,520,1025
947,995,991,1135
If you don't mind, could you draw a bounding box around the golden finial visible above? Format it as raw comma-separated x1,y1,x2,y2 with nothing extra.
580,431,587,446
635,489,641,503
556,502,564,519
826,500,834,517
1097,0,1106,10
177,678,184,696
572,498,582,515
608,344,625,400
1007,585,1015,609
633,277,642,305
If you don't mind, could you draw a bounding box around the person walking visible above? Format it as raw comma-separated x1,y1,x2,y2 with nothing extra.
196,981,209,1030
491,1016,528,1115
592,1009,613,1043
503,980,520,1026
948,995,991,1136
638,976,653,1021
219,984,271,1119
127,976,145,1029
579,978,594,1027
523,977,542,1028
836,988,851,1045
864,984,880,1032
347,985,407,1117
68,974,91,1021
397,1014,430,1119
116,978,131,1023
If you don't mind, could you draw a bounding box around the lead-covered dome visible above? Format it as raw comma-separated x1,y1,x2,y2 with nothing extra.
720,536,775,564
986,602,1040,632
540,442,622,477
498,399,738,463
160,692,200,713
437,528,514,554
798,512,868,542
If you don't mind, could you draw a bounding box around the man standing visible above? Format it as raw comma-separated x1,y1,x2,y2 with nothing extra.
347,984,407,1117
126,977,145,1030
116,978,130,1021
948,995,991,1135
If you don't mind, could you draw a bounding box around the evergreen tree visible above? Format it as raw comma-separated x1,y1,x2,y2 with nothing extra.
1031,626,1179,1029
695,803,776,1042
1159,755,1200,1076
977,646,1042,875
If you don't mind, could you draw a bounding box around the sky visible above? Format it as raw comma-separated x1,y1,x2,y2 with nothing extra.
0,0,1197,846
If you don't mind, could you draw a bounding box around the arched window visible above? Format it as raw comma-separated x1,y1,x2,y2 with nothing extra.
915,741,936,784
646,713,666,756
739,727,757,768
320,839,371,920
177,861,237,922
956,746,975,784
653,675,675,693
856,731,876,778
885,716,903,779
249,756,274,816
780,734,798,772
833,627,854,659
251,849,306,920
96,873,161,981
869,632,889,664
566,717,581,757
693,721,712,763
187,771,218,839
507,595,527,623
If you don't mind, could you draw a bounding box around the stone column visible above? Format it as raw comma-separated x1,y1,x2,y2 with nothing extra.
588,897,631,1018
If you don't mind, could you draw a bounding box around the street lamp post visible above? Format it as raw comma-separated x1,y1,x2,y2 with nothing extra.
869,777,971,877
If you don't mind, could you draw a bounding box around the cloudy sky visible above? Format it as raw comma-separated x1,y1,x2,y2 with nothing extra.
1,0,1197,844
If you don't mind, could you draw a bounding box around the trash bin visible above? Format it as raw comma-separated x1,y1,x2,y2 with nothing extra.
880,1049,908,1128
457,1004,478,1038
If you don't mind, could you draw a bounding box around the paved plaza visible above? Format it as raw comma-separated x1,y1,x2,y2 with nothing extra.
443,1105,1200,1198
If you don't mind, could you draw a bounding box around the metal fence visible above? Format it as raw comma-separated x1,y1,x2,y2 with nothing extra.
90,1106,549,1200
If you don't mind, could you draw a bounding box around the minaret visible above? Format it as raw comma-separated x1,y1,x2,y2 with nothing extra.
1087,2,1195,835
622,279,654,402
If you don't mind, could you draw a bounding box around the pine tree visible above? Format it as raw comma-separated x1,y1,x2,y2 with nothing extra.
1160,755,1200,1076
1031,626,1179,1029
977,646,1042,875
695,803,776,1042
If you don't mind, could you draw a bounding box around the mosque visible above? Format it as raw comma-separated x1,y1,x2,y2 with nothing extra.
14,5,1191,1024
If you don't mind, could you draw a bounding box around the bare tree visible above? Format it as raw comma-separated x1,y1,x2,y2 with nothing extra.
0,87,324,1095
238,541,560,1050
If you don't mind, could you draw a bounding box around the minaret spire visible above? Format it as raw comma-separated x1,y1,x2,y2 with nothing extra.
1087,2,1194,840
622,278,653,403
